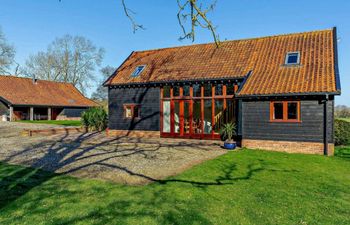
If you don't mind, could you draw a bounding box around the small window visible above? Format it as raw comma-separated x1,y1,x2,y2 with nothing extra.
173,86,180,97
131,65,146,77
163,86,171,98
204,84,212,97
285,52,300,65
183,85,190,96
270,101,300,122
193,84,201,97
124,104,141,119
226,83,235,95
215,84,223,96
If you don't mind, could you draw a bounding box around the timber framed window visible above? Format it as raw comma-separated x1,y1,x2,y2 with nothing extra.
123,104,141,119
270,101,300,122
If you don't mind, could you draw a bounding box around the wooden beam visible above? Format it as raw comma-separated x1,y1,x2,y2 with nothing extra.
9,106,13,121
30,107,34,121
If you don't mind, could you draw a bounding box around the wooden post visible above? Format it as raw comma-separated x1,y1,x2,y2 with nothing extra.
30,107,34,121
9,106,14,121
48,107,52,120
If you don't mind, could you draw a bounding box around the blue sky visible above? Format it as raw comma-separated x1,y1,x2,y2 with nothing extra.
1,0,349,105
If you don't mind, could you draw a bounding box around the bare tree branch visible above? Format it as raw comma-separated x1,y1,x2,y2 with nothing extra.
120,0,220,47
121,0,145,33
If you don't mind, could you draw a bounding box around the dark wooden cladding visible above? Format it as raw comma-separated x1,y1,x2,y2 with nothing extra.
242,99,334,143
108,87,160,131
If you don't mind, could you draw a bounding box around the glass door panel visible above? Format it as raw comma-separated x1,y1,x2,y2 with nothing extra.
174,101,180,134
192,100,202,134
203,100,212,134
214,99,224,133
184,101,190,134
162,101,171,133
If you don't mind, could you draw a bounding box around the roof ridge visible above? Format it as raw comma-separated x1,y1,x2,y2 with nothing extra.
0,75,73,85
134,28,333,53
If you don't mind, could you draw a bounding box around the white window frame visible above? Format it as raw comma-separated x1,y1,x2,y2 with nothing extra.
131,65,146,77
285,52,300,65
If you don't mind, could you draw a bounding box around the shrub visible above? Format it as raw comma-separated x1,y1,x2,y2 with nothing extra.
81,107,108,132
335,119,350,146
219,123,237,142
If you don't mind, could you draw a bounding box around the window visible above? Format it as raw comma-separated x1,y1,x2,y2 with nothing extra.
183,85,190,96
215,84,223,96
270,101,300,122
285,52,300,65
226,83,235,95
193,84,201,97
163,86,171,98
204,84,212,97
124,104,141,119
173,86,180,97
131,65,146,77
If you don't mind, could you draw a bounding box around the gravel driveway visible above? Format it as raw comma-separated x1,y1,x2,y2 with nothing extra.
0,122,226,185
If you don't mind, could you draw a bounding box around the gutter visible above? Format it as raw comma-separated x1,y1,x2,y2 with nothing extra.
235,91,341,99
107,76,246,88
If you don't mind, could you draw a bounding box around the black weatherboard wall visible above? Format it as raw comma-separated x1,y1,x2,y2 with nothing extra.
108,86,160,131
241,99,334,143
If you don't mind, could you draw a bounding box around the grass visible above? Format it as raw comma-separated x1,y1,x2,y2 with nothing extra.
0,148,349,225
16,120,82,126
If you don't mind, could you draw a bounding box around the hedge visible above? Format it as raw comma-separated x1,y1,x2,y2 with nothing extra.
335,119,350,146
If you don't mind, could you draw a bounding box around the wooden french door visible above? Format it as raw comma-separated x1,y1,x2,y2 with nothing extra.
172,100,191,137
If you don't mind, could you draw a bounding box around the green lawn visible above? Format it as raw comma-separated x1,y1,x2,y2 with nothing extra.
0,148,349,225
16,120,82,126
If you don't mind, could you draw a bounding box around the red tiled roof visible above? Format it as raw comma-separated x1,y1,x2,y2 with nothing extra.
0,76,98,107
105,28,340,96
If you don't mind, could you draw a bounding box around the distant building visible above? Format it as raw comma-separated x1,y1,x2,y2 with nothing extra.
0,76,98,121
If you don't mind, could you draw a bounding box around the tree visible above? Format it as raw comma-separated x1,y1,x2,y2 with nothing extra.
0,27,15,75
23,35,105,94
121,0,220,46
91,66,116,101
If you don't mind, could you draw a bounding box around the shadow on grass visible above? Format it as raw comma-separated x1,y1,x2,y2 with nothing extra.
0,163,56,209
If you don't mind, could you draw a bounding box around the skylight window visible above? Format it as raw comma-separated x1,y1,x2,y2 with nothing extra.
131,65,146,77
285,52,300,65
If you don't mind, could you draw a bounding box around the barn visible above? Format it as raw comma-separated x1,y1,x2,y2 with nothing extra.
0,76,98,121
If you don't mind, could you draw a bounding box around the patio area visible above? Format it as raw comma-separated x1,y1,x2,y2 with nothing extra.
0,122,226,185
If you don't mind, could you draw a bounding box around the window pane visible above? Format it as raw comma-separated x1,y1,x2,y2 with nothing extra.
134,106,139,118
214,100,224,133
183,85,190,96
192,100,202,134
204,84,212,97
287,53,299,64
193,84,201,97
163,101,170,132
226,83,235,95
215,84,223,96
163,86,170,98
203,100,212,134
225,99,235,123
273,103,283,120
288,102,298,120
184,102,190,133
173,86,180,97
125,107,132,118
174,102,180,133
